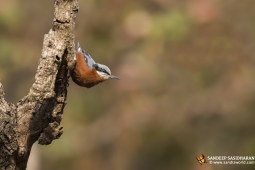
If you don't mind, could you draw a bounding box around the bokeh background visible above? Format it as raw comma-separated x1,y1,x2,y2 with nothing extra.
1,0,255,169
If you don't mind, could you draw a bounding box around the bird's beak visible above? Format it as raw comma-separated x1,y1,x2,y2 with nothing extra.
109,75,120,79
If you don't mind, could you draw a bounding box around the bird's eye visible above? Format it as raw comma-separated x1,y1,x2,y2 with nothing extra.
102,69,110,75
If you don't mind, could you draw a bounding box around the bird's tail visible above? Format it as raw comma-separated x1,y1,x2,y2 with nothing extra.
77,42,82,52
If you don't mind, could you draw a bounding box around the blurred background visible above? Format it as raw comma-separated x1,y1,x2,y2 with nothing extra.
1,0,255,169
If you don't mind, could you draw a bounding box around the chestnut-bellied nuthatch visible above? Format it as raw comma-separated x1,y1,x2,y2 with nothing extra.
71,42,119,88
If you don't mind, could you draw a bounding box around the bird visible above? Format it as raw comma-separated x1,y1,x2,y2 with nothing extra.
71,42,119,88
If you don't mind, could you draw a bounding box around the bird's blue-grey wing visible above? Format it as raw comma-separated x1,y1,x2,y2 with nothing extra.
77,42,96,69
83,51,96,69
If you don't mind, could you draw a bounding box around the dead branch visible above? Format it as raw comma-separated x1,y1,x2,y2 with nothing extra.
0,0,78,169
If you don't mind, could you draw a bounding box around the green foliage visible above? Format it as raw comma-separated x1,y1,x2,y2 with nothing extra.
151,9,193,42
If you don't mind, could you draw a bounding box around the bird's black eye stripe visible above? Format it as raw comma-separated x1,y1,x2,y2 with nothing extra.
93,64,110,75
102,69,110,75
100,68,110,75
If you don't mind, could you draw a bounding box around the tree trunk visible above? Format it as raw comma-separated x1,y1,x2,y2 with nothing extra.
0,0,78,169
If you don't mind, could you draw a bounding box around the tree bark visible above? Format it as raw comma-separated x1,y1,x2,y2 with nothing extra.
0,0,78,169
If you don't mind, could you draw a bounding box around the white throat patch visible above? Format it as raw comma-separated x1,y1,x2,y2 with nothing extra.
96,71,110,80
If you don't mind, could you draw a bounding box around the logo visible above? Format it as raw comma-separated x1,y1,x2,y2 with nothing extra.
196,154,207,165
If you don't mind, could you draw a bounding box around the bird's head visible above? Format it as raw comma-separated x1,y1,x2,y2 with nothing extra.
93,63,120,80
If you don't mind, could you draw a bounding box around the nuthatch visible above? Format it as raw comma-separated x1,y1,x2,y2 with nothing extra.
71,42,119,88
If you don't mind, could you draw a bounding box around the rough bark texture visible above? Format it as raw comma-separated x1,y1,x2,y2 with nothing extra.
0,0,78,169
